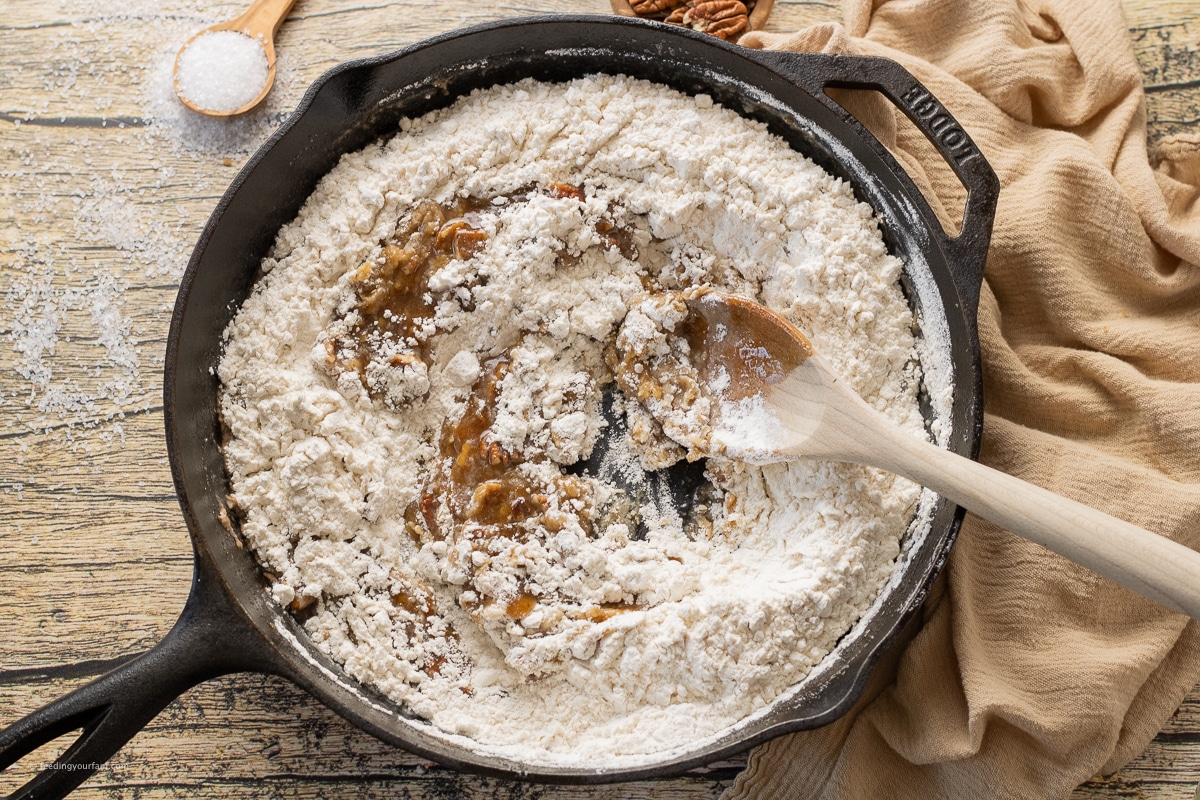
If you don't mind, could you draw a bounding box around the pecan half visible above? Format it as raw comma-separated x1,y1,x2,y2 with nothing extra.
630,0,688,14
683,0,748,40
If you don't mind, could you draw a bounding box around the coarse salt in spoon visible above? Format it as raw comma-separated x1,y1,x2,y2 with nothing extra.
615,288,1200,619
174,0,297,117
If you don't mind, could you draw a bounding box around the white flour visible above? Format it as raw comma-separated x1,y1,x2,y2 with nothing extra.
218,75,938,765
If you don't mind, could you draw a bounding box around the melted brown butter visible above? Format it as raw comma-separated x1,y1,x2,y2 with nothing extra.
324,183,636,403
320,183,657,653
322,197,489,399
406,350,626,631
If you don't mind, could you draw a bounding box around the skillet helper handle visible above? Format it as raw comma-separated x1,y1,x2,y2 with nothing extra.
0,566,274,800
754,51,1000,327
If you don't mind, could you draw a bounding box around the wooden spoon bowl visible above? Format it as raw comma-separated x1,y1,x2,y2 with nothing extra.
173,0,297,117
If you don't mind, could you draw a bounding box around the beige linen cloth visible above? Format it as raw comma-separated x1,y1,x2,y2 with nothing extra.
725,0,1200,797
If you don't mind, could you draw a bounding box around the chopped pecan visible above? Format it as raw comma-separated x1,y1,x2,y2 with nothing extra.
544,182,586,201
683,0,749,39
484,440,510,466
388,351,425,368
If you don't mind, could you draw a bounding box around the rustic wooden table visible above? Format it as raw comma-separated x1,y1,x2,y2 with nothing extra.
2,1,1199,798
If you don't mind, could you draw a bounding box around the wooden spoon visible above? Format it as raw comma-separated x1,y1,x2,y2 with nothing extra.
675,290,1200,619
173,0,297,117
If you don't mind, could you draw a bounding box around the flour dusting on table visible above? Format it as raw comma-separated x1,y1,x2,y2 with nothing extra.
218,75,939,765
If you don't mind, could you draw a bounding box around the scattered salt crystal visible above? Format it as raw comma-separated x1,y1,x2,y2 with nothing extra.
175,30,269,114
3,3,304,446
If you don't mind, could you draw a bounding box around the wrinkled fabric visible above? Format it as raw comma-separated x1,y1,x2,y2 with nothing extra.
726,1,1200,797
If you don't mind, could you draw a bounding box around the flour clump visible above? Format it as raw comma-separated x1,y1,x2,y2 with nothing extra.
218,75,938,765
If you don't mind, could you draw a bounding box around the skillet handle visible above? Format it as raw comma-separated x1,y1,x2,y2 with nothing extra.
0,561,278,800
750,51,1000,327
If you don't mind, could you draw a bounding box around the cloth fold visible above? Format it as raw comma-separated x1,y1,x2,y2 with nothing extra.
726,1,1200,797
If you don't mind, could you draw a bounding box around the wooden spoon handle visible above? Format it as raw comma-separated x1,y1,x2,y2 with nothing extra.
868,424,1200,618
231,0,298,39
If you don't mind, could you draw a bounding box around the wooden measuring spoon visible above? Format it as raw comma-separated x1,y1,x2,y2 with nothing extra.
173,0,298,117
649,289,1200,619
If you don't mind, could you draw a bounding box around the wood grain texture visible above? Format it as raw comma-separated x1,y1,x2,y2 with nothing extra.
1,0,1198,798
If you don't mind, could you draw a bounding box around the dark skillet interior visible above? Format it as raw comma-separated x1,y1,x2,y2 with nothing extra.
166,15,987,782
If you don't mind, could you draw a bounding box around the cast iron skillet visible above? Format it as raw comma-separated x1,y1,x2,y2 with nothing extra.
0,15,998,799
